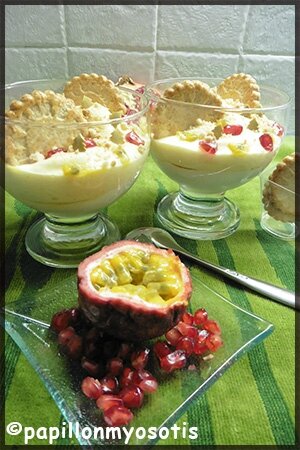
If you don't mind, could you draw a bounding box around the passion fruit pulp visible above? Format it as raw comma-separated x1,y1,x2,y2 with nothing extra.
78,240,192,341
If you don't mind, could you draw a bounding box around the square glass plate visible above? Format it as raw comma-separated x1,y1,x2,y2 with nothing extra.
2,270,273,447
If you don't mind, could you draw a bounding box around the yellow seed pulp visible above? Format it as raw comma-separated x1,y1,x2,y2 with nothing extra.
90,250,182,304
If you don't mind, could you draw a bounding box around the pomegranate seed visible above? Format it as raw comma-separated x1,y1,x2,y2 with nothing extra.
45,147,66,159
64,334,83,360
153,341,172,358
273,122,284,137
205,333,223,352
139,377,158,393
84,138,96,148
118,342,133,360
131,348,150,370
176,321,198,338
135,86,145,95
100,376,119,394
193,308,208,326
223,124,243,135
199,140,217,154
202,320,222,335
176,336,194,356
103,405,133,426
58,326,75,346
50,309,73,333
259,133,273,151
125,131,144,146
81,377,103,399
81,357,103,376
165,327,182,346
96,394,123,412
106,358,123,376
125,108,138,116
132,370,158,393
194,330,209,355
182,312,194,325
160,350,187,373
119,367,134,388
120,385,144,408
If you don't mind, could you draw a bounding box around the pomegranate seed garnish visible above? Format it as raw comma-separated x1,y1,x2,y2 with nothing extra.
199,140,217,154
58,326,75,346
194,329,209,355
131,348,150,370
205,333,223,352
135,86,145,95
259,133,273,151
193,308,208,326
223,124,243,135
81,377,103,399
125,131,145,146
120,385,144,408
202,320,222,335
182,312,194,325
81,357,103,376
132,370,158,393
45,147,66,159
96,394,123,412
84,138,96,148
176,321,198,339
176,336,194,356
160,350,187,373
165,327,182,346
103,405,133,426
106,357,123,376
100,376,119,394
153,341,172,358
50,309,73,333
64,334,83,360
119,367,134,388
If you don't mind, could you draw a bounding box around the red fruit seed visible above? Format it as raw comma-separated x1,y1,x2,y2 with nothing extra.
131,348,150,370
202,320,222,335
96,394,124,412
45,147,66,159
194,329,209,355
153,341,172,358
259,134,273,151
119,367,134,388
223,124,243,135
176,336,194,356
176,321,198,339
182,312,194,325
103,405,133,426
120,385,144,408
100,376,119,394
84,138,96,148
193,308,208,326
199,140,217,154
165,327,182,346
125,131,144,146
81,377,103,399
205,334,223,352
160,350,187,373
106,358,123,376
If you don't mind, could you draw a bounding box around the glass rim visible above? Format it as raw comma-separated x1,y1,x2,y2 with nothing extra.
4,78,150,128
146,76,292,113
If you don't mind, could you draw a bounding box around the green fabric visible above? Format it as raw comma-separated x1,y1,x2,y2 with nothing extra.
4,136,296,446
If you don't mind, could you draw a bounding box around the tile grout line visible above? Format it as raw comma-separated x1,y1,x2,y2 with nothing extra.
152,3,159,82
238,4,251,72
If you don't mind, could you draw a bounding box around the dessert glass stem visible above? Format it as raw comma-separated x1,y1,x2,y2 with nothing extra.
157,189,240,240
25,213,120,268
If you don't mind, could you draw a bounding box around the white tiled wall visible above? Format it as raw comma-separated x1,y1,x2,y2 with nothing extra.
5,4,295,132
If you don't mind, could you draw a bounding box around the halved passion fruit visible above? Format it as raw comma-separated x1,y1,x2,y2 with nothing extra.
78,240,192,341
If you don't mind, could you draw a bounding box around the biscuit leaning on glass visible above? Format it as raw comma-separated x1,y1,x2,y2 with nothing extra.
146,73,291,240
260,152,298,240
5,74,150,268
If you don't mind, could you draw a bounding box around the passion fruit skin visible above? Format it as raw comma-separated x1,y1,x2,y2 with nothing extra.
77,240,192,341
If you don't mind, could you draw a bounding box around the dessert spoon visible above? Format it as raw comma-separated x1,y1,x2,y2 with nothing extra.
125,227,296,309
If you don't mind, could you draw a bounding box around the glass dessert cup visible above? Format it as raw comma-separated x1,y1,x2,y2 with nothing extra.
5,79,150,268
147,77,290,240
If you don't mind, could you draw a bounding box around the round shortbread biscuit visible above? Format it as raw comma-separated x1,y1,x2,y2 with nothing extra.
64,73,126,113
262,153,297,223
152,80,223,138
216,73,261,108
